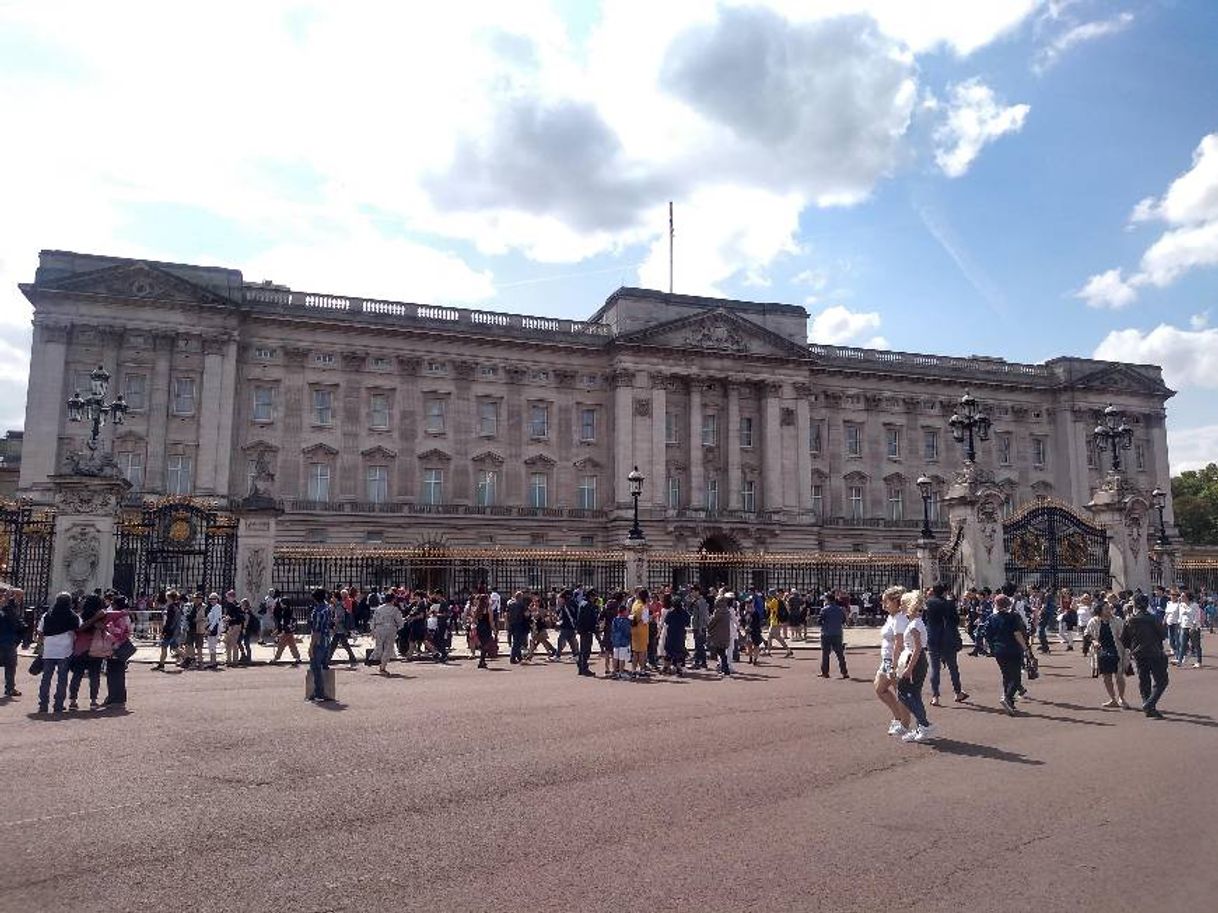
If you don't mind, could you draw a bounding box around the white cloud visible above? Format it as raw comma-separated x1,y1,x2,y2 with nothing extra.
1075,267,1138,309
1167,424,1218,474
1082,132,1218,306
1190,312,1210,330
1093,323,1218,390
808,304,883,345
1033,11,1134,74
933,79,1031,178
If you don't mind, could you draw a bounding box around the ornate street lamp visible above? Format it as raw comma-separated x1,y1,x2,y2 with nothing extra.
627,465,645,541
1151,487,1170,547
948,390,991,464
916,475,934,541
66,364,128,452
1093,403,1133,473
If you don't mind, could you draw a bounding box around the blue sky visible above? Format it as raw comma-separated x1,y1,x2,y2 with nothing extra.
0,1,1215,468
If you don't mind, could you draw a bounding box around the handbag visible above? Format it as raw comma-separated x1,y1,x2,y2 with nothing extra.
88,627,116,658
1025,652,1040,680
29,655,43,676
113,639,137,664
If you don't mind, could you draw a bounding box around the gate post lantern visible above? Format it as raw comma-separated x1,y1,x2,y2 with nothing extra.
623,466,650,590
914,476,938,589
1150,487,1177,589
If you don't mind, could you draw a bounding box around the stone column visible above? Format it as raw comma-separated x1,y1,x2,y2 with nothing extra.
794,383,813,512
916,538,939,589
48,474,131,597
17,321,69,495
942,465,1006,592
195,338,226,494
1088,473,1151,593
688,379,704,508
650,377,667,510
623,538,651,592
612,370,634,507
762,382,783,512
726,381,741,510
1151,545,1177,590
235,505,281,600
213,338,239,497
144,332,174,492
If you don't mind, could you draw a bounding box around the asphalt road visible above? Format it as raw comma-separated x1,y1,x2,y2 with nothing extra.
2,647,1215,913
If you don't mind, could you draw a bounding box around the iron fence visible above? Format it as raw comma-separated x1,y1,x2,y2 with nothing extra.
644,551,919,595
0,501,55,610
1176,560,1218,593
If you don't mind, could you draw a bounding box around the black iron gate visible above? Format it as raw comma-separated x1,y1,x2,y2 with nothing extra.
937,525,966,595
0,501,55,610
113,499,238,597
1002,500,1110,592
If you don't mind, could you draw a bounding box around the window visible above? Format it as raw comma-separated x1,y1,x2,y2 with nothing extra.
577,475,598,510
123,373,147,411
307,462,331,501
1003,496,1014,518
529,403,549,438
172,377,196,415
666,411,678,444
254,347,274,360
479,365,497,378
739,416,754,448
667,476,680,509
118,451,144,489
998,433,1012,466
422,468,443,505
529,472,548,508
312,389,333,426
475,470,498,507
706,477,719,512
314,352,335,366
579,408,597,443
741,480,756,512
369,393,390,430
886,427,901,459
579,535,595,547
702,412,718,447
1032,437,1047,468
425,399,446,434
1086,437,1097,469
849,485,864,520
887,486,904,521
531,370,550,382
426,361,446,375
359,465,386,504
923,430,939,461
365,531,385,544
371,357,389,369
252,386,274,423
810,421,823,455
930,491,942,522
845,423,862,457
1135,442,1146,471
166,455,193,495
479,400,499,436
811,483,823,518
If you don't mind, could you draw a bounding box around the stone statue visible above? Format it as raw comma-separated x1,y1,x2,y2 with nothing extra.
241,452,278,509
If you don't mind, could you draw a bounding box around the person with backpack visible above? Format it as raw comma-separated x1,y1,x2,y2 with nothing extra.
554,590,579,661
765,590,793,658
307,587,334,701
924,584,968,707
574,588,599,677
35,593,80,714
985,593,1029,715
0,587,27,698
270,591,302,665
689,586,710,670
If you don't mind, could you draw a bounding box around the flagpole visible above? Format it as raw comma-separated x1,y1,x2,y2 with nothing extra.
668,201,674,294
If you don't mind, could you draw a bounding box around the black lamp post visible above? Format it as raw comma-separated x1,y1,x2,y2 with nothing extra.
1093,403,1133,473
1151,487,1170,547
948,390,991,463
627,465,645,541
66,365,128,451
916,475,934,541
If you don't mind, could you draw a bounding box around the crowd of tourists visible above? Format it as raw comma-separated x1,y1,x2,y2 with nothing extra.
1,577,1211,722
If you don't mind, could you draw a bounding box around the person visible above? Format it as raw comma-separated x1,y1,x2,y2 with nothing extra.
765,591,793,658
36,593,80,714
788,588,808,642
238,598,256,664
271,591,302,665
307,587,334,701
689,587,710,669
473,594,494,669
524,596,555,662
924,584,968,706
223,593,244,667
1077,592,1095,658
574,589,598,677
257,588,277,646
1163,591,1181,658
986,593,1029,715
0,587,26,698
818,594,849,679
506,591,528,665
629,589,650,678
707,595,734,678
875,585,913,738
102,596,133,707
896,589,936,742
1057,588,1076,651
1121,592,1169,718
181,592,205,668
1084,598,1129,709
327,590,358,667
68,594,106,710
205,593,223,669
152,591,181,671
1175,590,1202,668
369,593,403,675
610,603,632,680
554,590,579,661
662,596,690,676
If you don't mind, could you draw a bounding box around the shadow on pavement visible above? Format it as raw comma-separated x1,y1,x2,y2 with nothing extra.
926,738,1044,765
26,708,133,721
960,703,1114,727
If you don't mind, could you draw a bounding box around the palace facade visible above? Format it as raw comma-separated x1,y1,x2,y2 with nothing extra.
17,250,1176,553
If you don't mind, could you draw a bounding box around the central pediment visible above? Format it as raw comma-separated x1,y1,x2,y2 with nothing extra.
613,308,812,361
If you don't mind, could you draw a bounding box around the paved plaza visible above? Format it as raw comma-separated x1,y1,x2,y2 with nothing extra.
2,644,1216,913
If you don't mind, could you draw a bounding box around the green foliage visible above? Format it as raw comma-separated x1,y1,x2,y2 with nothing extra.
1171,464,1218,545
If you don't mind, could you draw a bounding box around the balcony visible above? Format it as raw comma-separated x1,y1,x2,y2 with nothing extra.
282,499,607,520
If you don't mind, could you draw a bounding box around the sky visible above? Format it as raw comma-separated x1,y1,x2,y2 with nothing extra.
0,0,1216,471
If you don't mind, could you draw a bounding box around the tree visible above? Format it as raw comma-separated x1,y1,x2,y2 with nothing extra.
1171,463,1218,545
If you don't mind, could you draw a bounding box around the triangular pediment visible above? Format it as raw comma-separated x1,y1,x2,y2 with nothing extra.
572,456,603,470
302,442,339,457
38,261,231,306
241,439,280,453
360,445,398,459
417,448,452,462
524,453,557,467
614,308,813,360
471,449,505,465
1069,364,1173,397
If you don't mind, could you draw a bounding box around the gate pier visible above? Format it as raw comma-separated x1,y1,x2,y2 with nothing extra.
1088,471,1151,593
942,463,1006,592
48,473,130,597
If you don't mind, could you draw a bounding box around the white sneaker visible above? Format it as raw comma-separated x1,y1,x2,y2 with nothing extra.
890,723,909,738
999,698,1015,715
887,719,903,735
1193,663,1201,669
914,724,938,741
901,728,921,743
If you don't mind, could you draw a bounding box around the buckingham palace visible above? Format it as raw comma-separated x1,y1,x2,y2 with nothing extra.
16,249,1176,555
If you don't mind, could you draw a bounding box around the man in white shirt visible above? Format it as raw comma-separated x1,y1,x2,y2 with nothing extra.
1175,591,1202,667
1163,593,1182,658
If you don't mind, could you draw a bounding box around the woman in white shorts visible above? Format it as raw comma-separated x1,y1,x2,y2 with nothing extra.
876,585,913,737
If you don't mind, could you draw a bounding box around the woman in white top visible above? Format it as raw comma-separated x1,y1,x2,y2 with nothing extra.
897,589,936,743
1176,590,1202,667
875,586,913,737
